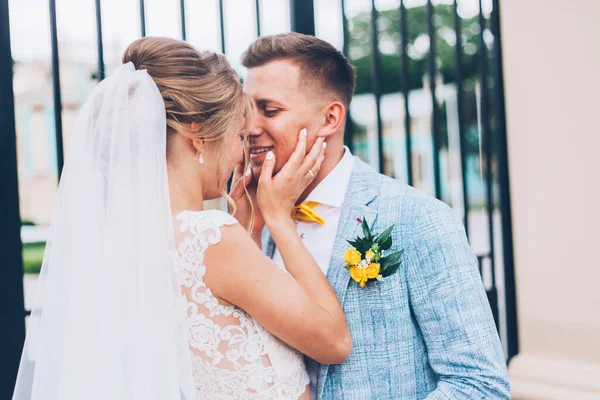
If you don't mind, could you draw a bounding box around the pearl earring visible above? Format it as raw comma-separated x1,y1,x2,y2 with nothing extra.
198,149,205,164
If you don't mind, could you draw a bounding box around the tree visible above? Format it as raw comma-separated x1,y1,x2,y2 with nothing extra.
348,4,481,95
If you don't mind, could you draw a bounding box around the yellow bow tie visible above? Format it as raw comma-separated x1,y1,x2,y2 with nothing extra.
291,201,325,225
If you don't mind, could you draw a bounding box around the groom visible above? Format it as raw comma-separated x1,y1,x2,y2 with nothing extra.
242,33,510,399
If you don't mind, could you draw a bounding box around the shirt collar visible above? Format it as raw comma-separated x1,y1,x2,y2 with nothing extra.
305,147,355,208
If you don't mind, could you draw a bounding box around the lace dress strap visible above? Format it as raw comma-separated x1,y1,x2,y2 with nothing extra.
176,209,238,234
174,209,239,317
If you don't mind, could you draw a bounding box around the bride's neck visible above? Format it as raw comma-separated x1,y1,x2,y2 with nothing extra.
168,164,205,215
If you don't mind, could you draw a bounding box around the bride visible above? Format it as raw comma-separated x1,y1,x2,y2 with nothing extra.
13,37,351,400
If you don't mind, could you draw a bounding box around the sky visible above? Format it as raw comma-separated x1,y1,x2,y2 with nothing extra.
8,0,492,75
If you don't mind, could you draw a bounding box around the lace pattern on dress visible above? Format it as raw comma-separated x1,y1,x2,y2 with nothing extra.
173,210,309,400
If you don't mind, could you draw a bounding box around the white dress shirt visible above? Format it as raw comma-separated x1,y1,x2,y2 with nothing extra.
271,147,355,400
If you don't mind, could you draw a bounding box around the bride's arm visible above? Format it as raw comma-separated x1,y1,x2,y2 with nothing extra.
204,222,351,365
206,131,351,365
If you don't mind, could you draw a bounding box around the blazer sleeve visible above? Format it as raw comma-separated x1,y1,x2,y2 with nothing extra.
403,197,511,399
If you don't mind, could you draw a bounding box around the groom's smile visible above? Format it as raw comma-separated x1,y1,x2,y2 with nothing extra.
249,145,275,165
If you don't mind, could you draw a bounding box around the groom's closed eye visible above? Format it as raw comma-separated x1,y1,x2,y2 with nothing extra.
254,99,284,118
263,107,281,118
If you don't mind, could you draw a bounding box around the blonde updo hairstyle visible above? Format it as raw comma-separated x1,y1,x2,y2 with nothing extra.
122,37,252,211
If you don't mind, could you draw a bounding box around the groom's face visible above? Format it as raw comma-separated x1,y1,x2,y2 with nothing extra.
244,59,324,177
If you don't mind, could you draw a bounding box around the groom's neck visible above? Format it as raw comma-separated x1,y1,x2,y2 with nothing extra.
296,144,345,205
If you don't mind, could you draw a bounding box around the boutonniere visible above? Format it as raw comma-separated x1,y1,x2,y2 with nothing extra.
343,218,404,288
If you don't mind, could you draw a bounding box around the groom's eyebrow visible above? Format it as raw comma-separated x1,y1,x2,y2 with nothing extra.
255,98,284,107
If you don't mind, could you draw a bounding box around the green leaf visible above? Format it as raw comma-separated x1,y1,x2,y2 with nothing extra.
355,239,371,255
380,236,393,251
381,263,401,277
374,225,394,245
380,250,404,269
362,218,372,241
347,239,358,248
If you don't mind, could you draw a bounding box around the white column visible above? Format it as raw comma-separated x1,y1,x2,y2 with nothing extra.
501,1,600,398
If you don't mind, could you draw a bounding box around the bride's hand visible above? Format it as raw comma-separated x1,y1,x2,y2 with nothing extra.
229,160,265,240
257,128,326,226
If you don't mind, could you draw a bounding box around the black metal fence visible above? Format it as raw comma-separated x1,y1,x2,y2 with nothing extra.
0,0,517,396
0,1,26,398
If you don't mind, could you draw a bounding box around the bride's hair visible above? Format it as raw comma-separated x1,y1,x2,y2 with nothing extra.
122,37,253,212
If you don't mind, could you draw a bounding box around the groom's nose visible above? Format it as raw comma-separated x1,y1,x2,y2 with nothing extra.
249,122,263,137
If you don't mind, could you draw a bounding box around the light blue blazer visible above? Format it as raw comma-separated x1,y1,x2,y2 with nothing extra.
264,158,510,399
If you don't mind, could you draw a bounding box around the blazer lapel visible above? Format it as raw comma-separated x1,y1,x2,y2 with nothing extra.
317,161,378,398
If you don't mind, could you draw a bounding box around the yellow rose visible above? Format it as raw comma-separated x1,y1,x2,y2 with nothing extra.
349,266,369,288
365,263,380,279
344,247,362,266
365,249,375,263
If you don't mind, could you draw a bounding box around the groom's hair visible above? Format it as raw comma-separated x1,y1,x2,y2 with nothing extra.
241,33,356,107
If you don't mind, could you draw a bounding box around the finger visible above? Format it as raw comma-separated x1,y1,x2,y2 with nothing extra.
237,166,253,200
258,151,276,187
231,159,251,193
303,141,326,184
298,136,325,175
243,164,253,187
279,128,307,175
246,172,259,193
232,160,244,182
229,164,245,196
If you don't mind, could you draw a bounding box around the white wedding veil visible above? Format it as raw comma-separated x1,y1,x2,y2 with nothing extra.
13,63,195,399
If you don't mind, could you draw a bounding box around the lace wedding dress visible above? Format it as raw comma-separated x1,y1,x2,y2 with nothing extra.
172,209,310,400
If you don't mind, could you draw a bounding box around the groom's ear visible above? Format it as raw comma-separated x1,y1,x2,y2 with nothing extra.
316,101,346,138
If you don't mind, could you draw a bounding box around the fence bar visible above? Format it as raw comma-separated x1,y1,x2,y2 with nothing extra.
219,0,226,53
426,0,442,199
0,0,26,396
340,0,354,152
49,0,64,177
290,0,315,36
94,0,105,81
399,0,413,185
180,0,187,40
341,0,349,63
491,0,518,361
370,0,384,173
453,0,469,236
139,0,146,37
255,0,261,36
478,0,496,286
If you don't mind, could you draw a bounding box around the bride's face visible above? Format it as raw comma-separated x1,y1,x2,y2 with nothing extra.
183,120,245,201
208,121,245,188
225,122,246,178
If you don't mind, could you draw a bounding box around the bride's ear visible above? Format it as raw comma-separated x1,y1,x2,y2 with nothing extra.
316,101,346,138
191,138,204,152
190,122,205,152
